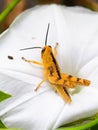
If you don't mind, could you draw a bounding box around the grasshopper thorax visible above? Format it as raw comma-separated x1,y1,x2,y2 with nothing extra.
41,45,53,67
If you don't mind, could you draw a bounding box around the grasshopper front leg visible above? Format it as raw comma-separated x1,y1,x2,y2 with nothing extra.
35,69,48,91
22,57,48,91
34,78,47,91
22,57,43,66
53,43,59,57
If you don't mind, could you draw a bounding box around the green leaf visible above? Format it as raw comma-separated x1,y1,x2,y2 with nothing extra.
0,91,12,102
0,120,6,128
0,129,21,130
0,120,21,130
91,124,98,130
56,113,98,130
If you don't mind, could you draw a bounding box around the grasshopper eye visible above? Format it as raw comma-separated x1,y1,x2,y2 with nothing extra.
41,48,46,54
48,45,52,48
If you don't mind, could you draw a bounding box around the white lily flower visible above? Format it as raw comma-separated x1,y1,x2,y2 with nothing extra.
0,4,98,130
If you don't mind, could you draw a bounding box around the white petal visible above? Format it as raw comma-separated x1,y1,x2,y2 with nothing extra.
0,4,98,130
0,72,64,130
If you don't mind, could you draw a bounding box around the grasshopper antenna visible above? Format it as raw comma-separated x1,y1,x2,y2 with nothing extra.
20,23,50,51
45,23,50,46
20,47,42,51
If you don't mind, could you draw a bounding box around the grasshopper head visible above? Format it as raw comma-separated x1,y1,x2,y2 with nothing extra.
41,45,52,58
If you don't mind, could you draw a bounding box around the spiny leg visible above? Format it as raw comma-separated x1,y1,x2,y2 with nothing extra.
76,78,90,86
34,78,47,91
61,73,90,87
22,57,43,66
53,42,59,57
65,77,90,87
35,69,48,91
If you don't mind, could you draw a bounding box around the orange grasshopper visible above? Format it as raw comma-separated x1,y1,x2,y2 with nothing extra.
20,24,90,103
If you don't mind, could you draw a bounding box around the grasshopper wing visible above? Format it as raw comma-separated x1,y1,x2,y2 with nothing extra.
53,85,71,103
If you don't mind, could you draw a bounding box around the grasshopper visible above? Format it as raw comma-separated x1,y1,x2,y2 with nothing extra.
20,24,90,103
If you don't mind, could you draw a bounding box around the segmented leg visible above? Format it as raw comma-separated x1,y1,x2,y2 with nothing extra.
34,78,47,91
35,69,48,91
61,73,90,87
53,43,59,57
22,57,43,66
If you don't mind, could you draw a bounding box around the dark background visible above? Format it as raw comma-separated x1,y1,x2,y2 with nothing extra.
1,0,98,31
